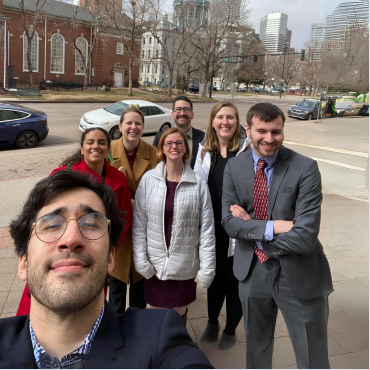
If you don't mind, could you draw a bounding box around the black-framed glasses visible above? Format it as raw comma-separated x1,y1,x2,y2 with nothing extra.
173,107,192,113
30,213,111,243
163,141,185,148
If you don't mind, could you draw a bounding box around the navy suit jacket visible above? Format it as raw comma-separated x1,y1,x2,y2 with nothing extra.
0,303,213,369
152,128,205,169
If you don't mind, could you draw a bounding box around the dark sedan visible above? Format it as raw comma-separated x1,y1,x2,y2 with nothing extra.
287,99,321,120
188,85,199,93
0,103,48,149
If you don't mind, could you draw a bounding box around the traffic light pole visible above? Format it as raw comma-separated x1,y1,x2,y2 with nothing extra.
219,50,305,97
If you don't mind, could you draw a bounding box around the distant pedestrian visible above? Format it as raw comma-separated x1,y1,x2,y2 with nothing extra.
133,127,215,325
194,101,251,351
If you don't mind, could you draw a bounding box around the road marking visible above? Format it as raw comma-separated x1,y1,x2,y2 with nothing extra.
285,141,369,158
312,157,366,171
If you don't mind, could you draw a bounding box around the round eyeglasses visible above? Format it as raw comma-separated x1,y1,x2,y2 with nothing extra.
30,213,111,243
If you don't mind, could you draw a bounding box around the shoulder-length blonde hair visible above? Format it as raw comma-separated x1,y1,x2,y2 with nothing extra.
203,101,241,153
157,127,190,163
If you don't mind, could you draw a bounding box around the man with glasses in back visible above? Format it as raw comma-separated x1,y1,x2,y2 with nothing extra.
153,96,205,169
0,170,213,369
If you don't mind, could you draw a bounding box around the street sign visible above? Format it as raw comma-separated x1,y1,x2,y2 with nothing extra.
221,58,232,63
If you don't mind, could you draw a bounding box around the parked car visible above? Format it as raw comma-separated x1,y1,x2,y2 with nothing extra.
287,99,321,120
213,86,221,91
0,103,48,149
253,87,263,93
79,100,174,140
237,87,246,92
188,85,199,93
335,101,367,117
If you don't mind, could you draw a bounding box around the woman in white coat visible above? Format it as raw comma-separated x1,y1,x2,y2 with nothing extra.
194,101,251,351
132,127,215,325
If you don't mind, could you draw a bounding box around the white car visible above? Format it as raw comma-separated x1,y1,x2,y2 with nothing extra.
79,100,174,140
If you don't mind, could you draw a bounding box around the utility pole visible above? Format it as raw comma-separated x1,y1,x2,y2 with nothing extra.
279,45,287,99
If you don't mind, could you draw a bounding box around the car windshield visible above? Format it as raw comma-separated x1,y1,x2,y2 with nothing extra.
104,101,129,116
296,101,316,108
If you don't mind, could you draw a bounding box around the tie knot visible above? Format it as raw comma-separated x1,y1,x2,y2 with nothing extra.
258,159,266,171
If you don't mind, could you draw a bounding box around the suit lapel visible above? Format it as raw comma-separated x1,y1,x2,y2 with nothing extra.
243,150,255,199
268,146,290,218
1,316,37,368
85,302,126,367
131,140,151,191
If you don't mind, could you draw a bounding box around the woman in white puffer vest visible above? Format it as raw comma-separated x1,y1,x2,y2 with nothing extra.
132,127,215,325
194,101,251,352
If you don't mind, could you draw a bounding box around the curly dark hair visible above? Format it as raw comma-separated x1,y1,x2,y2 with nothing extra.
172,95,193,111
10,170,125,257
61,128,111,167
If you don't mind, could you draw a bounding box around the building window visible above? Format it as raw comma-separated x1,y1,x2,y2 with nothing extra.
141,64,144,72
75,37,88,75
143,37,145,44
148,50,151,58
162,66,165,74
147,65,150,73
116,42,124,55
23,32,39,72
142,50,145,59
51,33,65,73
156,50,159,57
155,65,158,73
149,37,152,44
164,37,167,44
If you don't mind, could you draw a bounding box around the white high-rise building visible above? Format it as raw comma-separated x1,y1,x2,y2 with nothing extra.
309,0,369,56
259,12,289,53
325,0,369,48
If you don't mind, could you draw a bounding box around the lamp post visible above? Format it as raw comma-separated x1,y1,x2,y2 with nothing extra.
166,75,168,86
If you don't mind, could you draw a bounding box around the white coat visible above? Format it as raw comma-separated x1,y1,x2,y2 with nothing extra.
132,161,216,289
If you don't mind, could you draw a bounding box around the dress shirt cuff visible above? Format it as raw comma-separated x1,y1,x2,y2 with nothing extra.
263,221,274,241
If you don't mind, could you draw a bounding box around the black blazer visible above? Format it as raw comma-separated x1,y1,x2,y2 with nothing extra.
152,128,205,169
222,146,333,300
0,303,213,369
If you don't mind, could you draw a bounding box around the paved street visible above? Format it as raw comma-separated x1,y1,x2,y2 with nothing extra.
0,94,368,368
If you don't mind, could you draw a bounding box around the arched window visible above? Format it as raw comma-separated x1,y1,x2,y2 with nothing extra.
51,33,65,73
23,32,39,72
75,37,88,74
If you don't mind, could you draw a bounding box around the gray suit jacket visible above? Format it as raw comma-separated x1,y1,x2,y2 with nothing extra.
221,146,333,300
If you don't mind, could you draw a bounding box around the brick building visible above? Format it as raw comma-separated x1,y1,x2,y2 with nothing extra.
0,0,141,88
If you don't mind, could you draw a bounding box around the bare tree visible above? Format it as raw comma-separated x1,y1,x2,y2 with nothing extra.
145,0,203,97
190,0,252,97
70,2,110,87
103,0,148,95
20,0,47,86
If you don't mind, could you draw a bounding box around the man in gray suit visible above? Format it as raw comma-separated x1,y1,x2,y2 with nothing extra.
221,103,333,369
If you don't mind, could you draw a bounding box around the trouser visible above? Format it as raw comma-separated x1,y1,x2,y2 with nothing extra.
207,256,243,335
108,271,146,314
239,255,330,369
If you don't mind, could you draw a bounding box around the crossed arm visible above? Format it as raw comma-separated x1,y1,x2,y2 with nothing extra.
222,159,322,256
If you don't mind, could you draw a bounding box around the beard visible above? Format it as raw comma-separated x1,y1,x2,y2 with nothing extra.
27,252,108,317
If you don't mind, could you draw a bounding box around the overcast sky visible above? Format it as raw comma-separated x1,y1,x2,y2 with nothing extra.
248,0,361,49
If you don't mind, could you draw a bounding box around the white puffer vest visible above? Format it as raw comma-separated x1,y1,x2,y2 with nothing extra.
132,161,216,289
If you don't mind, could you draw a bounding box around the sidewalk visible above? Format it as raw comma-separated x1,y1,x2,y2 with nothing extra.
0,145,368,368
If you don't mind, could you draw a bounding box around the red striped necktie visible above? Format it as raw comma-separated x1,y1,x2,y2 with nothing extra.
253,159,270,263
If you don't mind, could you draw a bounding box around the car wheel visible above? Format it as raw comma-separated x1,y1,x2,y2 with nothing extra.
160,123,171,132
16,131,37,149
110,126,122,140
308,114,313,120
